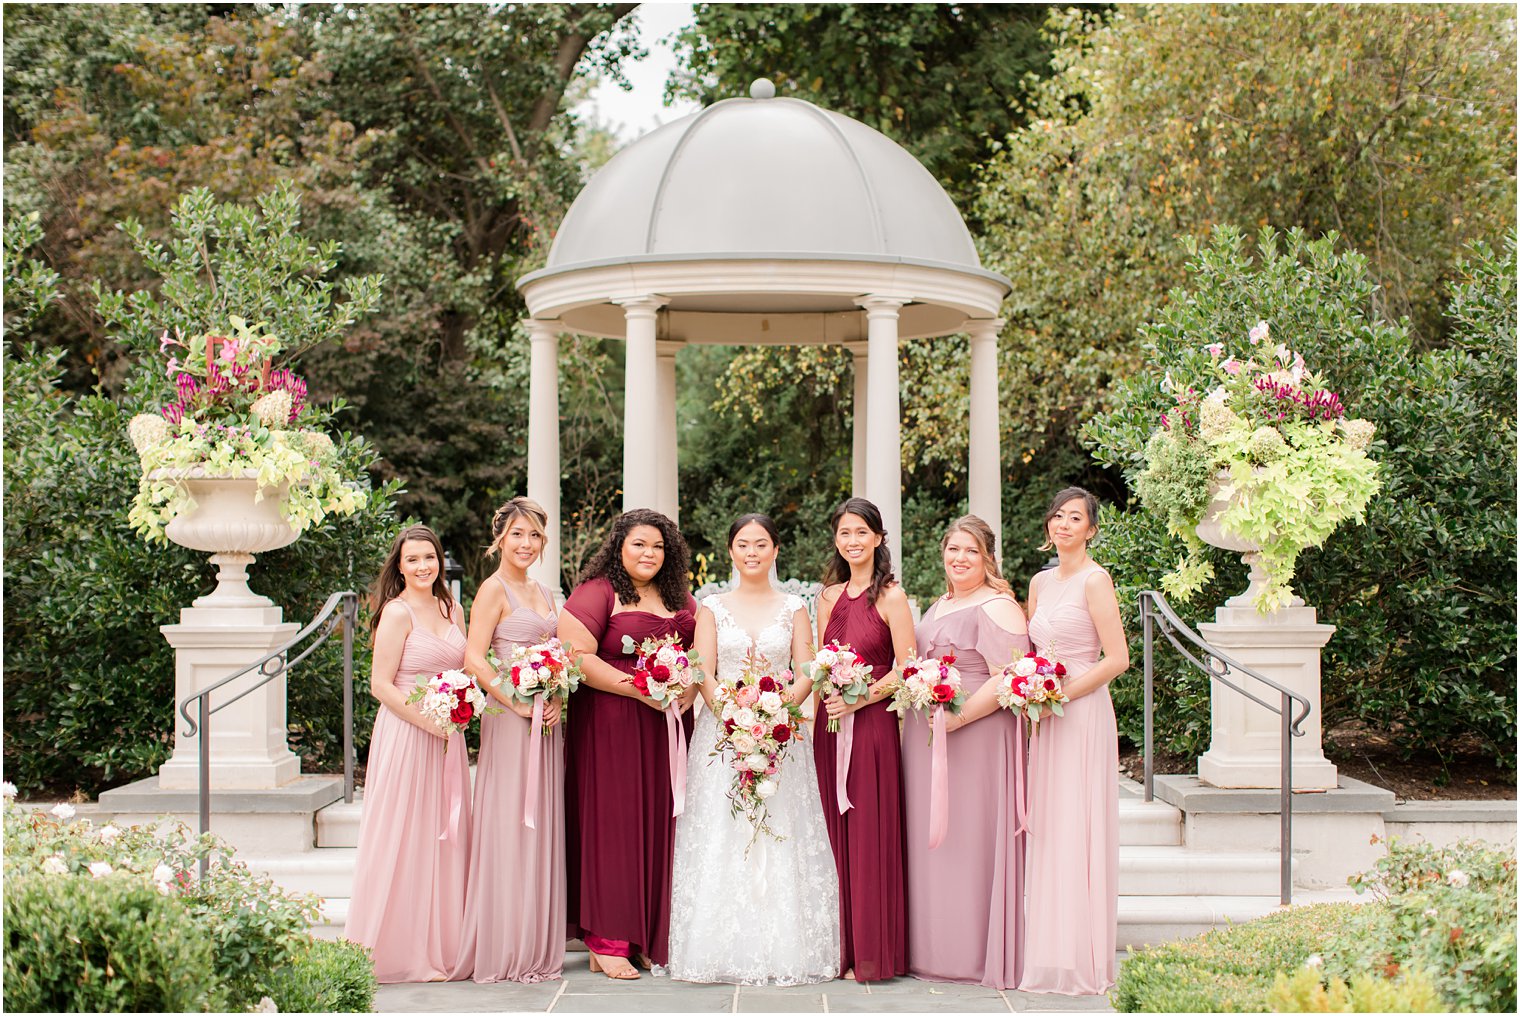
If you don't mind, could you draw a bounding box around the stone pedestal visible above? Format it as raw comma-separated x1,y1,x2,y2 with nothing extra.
156,598,301,790
1197,603,1338,790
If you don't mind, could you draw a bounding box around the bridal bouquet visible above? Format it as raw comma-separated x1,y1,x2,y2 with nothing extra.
622,632,702,708
407,670,492,751
802,641,874,732
886,652,966,730
996,651,1068,733
489,637,582,735
712,654,807,846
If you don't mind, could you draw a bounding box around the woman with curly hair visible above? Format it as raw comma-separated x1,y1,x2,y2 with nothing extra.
558,508,698,980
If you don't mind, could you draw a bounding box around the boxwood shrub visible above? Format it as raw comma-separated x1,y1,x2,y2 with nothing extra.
267,938,379,1013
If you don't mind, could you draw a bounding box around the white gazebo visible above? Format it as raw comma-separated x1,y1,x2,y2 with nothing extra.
517,79,1011,586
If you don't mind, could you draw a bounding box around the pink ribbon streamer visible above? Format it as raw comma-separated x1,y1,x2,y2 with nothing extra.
835,712,855,814
1010,717,1029,837
439,732,468,842
666,707,687,818
928,706,950,849
522,694,545,830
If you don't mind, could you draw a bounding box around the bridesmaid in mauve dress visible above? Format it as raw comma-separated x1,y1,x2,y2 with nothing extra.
452,498,566,983
903,515,1030,989
347,525,471,983
1019,488,1129,996
812,498,915,983
559,509,698,981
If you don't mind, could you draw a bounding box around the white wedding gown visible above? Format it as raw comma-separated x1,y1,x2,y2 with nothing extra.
660,593,841,985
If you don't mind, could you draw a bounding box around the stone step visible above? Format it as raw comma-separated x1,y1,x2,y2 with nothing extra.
310,793,1186,849
1117,888,1365,949
260,840,1286,904
1118,845,1292,896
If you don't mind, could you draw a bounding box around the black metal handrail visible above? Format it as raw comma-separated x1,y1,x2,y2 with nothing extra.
1139,589,1312,905
178,590,359,876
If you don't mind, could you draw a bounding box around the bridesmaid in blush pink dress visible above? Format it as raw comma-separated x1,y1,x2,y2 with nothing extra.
813,498,915,983
1018,488,1130,996
903,516,1029,989
346,525,471,983
451,498,566,983
558,509,698,981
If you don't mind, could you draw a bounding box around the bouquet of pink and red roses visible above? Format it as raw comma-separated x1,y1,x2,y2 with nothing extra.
406,669,492,751
802,641,874,733
712,653,807,847
621,632,703,708
995,650,1069,732
489,637,582,735
886,652,966,732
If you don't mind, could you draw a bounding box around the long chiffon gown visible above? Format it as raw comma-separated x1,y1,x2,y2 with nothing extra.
812,586,909,982
451,577,565,983
904,598,1030,989
1018,563,1119,995
564,576,697,966
346,599,471,983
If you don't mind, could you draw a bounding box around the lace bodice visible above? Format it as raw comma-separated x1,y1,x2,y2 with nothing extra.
708,593,802,681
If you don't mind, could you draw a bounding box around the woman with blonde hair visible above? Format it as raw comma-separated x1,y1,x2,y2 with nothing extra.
903,514,1030,989
452,497,567,983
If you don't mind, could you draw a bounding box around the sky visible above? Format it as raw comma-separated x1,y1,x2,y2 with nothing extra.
578,2,703,143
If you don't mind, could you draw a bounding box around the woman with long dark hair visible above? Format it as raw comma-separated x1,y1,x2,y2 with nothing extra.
812,497,915,982
558,509,697,980
347,524,470,982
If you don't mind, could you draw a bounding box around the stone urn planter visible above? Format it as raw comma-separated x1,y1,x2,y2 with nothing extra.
154,468,299,610
1194,474,1305,611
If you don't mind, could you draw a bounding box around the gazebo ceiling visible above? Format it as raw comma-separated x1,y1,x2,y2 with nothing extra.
518,80,1009,338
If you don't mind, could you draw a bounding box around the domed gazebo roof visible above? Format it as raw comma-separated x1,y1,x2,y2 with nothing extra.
518,80,1008,343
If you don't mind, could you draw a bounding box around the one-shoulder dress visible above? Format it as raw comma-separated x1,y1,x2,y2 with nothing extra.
811,586,909,982
1018,563,1119,995
903,597,1030,989
452,577,565,983
563,576,697,965
346,598,471,983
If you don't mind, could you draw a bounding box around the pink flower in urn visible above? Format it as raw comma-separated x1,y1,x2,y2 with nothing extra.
1248,320,1269,344
218,339,240,363
1222,358,1242,376
1205,343,1224,358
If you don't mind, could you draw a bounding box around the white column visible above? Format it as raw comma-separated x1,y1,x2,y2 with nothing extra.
846,340,868,499
524,319,562,593
856,295,908,577
656,340,681,524
965,318,1005,560
617,296,667,512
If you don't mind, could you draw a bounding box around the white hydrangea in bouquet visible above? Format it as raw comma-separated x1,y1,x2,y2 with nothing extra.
621,632,703,707
406,669,492,751
886,652,966,736
489,637,582,735
712,653,807,847
996,650,1069,734
801,641,874,732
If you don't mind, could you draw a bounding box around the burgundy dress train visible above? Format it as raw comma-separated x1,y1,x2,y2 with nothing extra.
563,576,697,966
812,587,909,982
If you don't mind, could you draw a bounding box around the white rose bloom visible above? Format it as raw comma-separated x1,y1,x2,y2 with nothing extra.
646,680,669,701
1012,657,1038,678
814,649,837,668
42,855,69,875
2,781,19,799
735,708,757,729
731,732,756,754
153,863,175,884
1446,869,1470,888
98,824,122,845
253,996,280,1013
656,646,678,666
754,779,778,799
758,691,783,715
50,802,76,821
1304,954,1323,970
87,861,114,878
746,753,770,772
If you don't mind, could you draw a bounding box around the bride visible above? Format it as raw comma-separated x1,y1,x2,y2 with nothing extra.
661,513,840,985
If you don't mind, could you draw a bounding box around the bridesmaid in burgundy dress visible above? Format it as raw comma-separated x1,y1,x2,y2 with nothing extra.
812,497,915,982
452,497,565,983
559,509,698,981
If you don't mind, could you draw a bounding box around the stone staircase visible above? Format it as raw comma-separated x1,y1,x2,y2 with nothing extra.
242,779,1312,949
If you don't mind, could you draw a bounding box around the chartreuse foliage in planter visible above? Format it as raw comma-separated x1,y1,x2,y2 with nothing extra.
2,793,377,1013
1113,839,1517,1013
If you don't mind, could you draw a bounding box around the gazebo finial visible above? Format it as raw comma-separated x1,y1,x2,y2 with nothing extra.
749,77,776,100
